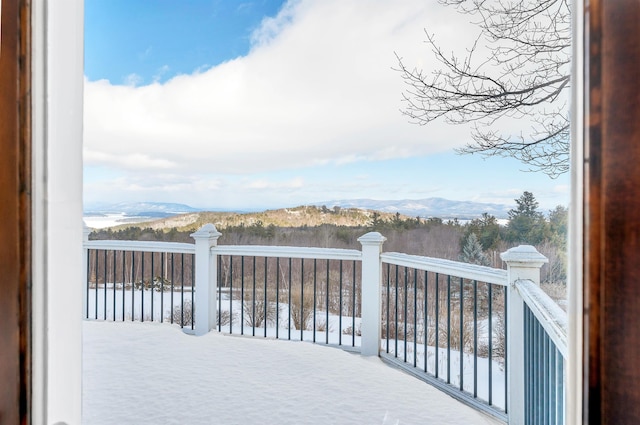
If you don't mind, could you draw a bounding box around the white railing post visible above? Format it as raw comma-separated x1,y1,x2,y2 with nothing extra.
82,222,91,319
190,224,222,336
500,245,548,425
358,232,386,356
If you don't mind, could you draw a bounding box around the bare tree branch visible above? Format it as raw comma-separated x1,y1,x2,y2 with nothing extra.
395,0,571,178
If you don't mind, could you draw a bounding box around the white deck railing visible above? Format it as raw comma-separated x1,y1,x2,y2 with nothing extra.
517,279,568,424
381,252,509,285
84,239,196,254
517,279,568,358
83,223,567,424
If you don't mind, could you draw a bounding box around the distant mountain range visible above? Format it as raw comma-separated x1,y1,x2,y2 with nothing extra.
316,198,511,219
84,202,202,218
85,198,511,220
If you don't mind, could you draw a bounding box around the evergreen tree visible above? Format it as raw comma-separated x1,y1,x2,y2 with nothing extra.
459,233,490,266
509,191,541,219
392,212,404,229
548,205,568,249
370,212,384,230
506,191,549,244
465,212,500,250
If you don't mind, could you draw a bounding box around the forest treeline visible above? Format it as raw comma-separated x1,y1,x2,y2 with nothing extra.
90,192,567,285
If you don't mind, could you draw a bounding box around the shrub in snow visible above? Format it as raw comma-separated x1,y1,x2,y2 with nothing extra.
289,285,314,330
169,300,193,327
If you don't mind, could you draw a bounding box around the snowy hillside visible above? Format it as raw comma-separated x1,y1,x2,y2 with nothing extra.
317,198,511,219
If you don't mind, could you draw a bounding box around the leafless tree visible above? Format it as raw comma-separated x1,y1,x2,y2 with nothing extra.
396,0,571,177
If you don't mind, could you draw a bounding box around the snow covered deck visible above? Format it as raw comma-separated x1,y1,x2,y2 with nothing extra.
82,321,502,425
83,230,568,423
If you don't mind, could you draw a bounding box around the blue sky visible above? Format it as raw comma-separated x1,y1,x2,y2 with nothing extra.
84,0,570,212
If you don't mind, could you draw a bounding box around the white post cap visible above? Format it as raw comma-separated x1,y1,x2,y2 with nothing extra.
500,244,548,267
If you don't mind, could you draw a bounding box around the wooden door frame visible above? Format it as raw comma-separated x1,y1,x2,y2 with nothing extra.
0,0,31,423
584,0,640,423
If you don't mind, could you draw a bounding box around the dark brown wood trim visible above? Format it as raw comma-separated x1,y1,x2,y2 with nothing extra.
0,0,31,424
585,0,602,422
18,1,32,424
585,0,640,423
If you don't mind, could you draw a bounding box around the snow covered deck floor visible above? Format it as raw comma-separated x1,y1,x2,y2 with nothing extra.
83,321,502,425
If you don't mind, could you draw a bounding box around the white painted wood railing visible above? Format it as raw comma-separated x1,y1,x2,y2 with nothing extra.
517,279,568,358
83,223,567,424
381,251,509,285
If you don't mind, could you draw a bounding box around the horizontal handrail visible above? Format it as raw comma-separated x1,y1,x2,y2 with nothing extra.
213,245,362,261
381,252,508,285
84,240,195,254
516,279,568,358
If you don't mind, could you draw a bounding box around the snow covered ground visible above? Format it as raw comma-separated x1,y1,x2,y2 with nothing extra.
83,213,157,229
83,321,502,425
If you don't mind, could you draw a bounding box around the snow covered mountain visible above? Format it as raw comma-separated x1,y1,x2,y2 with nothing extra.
84,198,512,223
84,202,202,218
316,198,511,219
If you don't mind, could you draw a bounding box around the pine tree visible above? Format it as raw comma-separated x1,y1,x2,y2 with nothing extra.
506,191,549,244
459,233,490,266
508,191,541,219
548,205,568,250
465,212,500,251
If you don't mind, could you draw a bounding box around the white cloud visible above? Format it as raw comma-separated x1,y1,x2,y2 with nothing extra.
84,172,225,206
123,73,143,87
153,65,170,82
243,177,304,190
84,150,177,169
84,0,475,176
